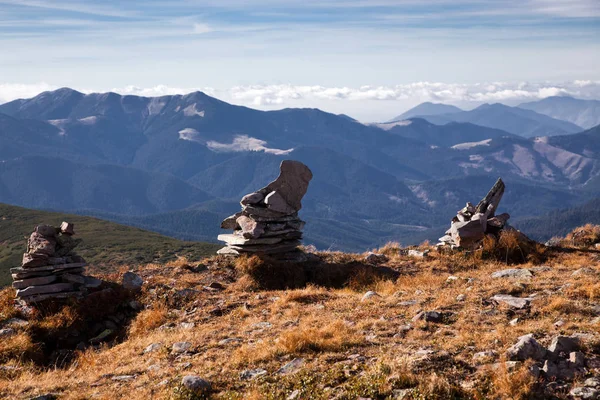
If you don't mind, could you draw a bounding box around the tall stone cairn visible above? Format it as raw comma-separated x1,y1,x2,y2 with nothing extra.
11,222,100,303
218,160,313,256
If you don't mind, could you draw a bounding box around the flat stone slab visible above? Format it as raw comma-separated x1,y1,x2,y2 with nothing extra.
491,294,533,309
12,275,58,290
218,234,283,246
16,283,74,297
18,290,84,303
491,269,533,279
11,262,86,273
12,267,86,280
242,205,289,219
218,240,301,255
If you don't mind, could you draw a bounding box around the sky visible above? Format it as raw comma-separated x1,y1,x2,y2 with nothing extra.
0,0,599,121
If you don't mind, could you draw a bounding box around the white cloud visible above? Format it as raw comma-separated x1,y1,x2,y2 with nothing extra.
228,81,600,105
0,82,57,104
207,135,294,155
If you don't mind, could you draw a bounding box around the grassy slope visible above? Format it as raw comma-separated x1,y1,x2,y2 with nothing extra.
0,203,220,286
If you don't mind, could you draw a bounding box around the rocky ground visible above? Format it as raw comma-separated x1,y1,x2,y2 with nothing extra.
0,229,599,399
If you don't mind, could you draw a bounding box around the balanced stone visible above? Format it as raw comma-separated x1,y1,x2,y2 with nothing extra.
217,160,312,257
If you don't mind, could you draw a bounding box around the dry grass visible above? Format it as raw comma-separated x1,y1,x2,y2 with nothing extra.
128,302,168,337
0,227,599,398
277,319,363,354
476,230,546,265
565,223,600,247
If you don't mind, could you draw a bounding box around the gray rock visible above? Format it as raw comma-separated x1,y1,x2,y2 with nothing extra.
221,213,242,229
264,160,313,211
585,378,600,388
84,276,102,288
217,234,282,246
240,191,265,206
570,351,586,368
89,329,114,344
507,334,546,361
364,252,388,265
542,360,558,378
143,343,162,354
491,269,533,279
112,375,136,381
218,338,242,346
265,191,296,214
548,335,580,354
60,221,75,235
276,358,304,374
572,267,597,277
61,273,86,284
570,387,599,399
236,215,265,239
412,311,443,323
361,291,380,301
398,300,418,306
0,328,16,338
180,322,195,329
491,294,532,309
12,275,57,289
27,232,56,255
21,253,49,268
181,375,211,394
122,272,143,291
172,342,192,354
16,283,74,297
408,249,430,258
240,368,267,380
456,294,466,302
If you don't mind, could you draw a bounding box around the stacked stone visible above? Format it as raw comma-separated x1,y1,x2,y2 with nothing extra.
438,178,511,249
217,160,313,256
11,222,100,303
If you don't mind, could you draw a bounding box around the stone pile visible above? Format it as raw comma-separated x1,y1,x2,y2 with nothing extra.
438,178,511,249
218,160,312,256
11,222,99,303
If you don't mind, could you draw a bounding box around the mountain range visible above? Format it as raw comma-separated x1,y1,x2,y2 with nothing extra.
1,89,599,251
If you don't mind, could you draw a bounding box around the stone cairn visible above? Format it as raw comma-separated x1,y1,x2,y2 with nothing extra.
11,222,100,303
438,178,511,249
218,160,312,256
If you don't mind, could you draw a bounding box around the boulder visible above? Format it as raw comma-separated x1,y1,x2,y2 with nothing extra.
181,375,211,394
122,272,143,291
491,294,532,309
506,334,546,361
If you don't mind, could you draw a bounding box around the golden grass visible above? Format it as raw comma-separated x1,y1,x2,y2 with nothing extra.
565,223,600,247
128,302,168,337
1,227,600,398
277,319,363,354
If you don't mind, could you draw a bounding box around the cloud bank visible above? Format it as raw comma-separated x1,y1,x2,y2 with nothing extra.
1,80,599,121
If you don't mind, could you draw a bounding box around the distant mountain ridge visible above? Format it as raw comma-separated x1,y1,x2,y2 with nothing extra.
387,102,463,122
0,88,599,251
519,96,600,130
401,102,583,138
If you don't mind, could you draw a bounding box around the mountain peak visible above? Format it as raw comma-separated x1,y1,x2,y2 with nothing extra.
387,101,463,123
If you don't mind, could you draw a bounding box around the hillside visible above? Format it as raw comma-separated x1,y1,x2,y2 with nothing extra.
514,197,600,241
0,229,599,399
0,203,220,286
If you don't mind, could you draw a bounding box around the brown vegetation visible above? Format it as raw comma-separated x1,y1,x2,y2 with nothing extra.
0,227,599,399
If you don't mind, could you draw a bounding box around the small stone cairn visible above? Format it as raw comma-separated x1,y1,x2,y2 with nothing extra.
438,178,511,249
11,222,100,303
218,160,312,256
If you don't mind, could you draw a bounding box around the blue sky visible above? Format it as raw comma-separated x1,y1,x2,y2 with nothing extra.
0,0,599,120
